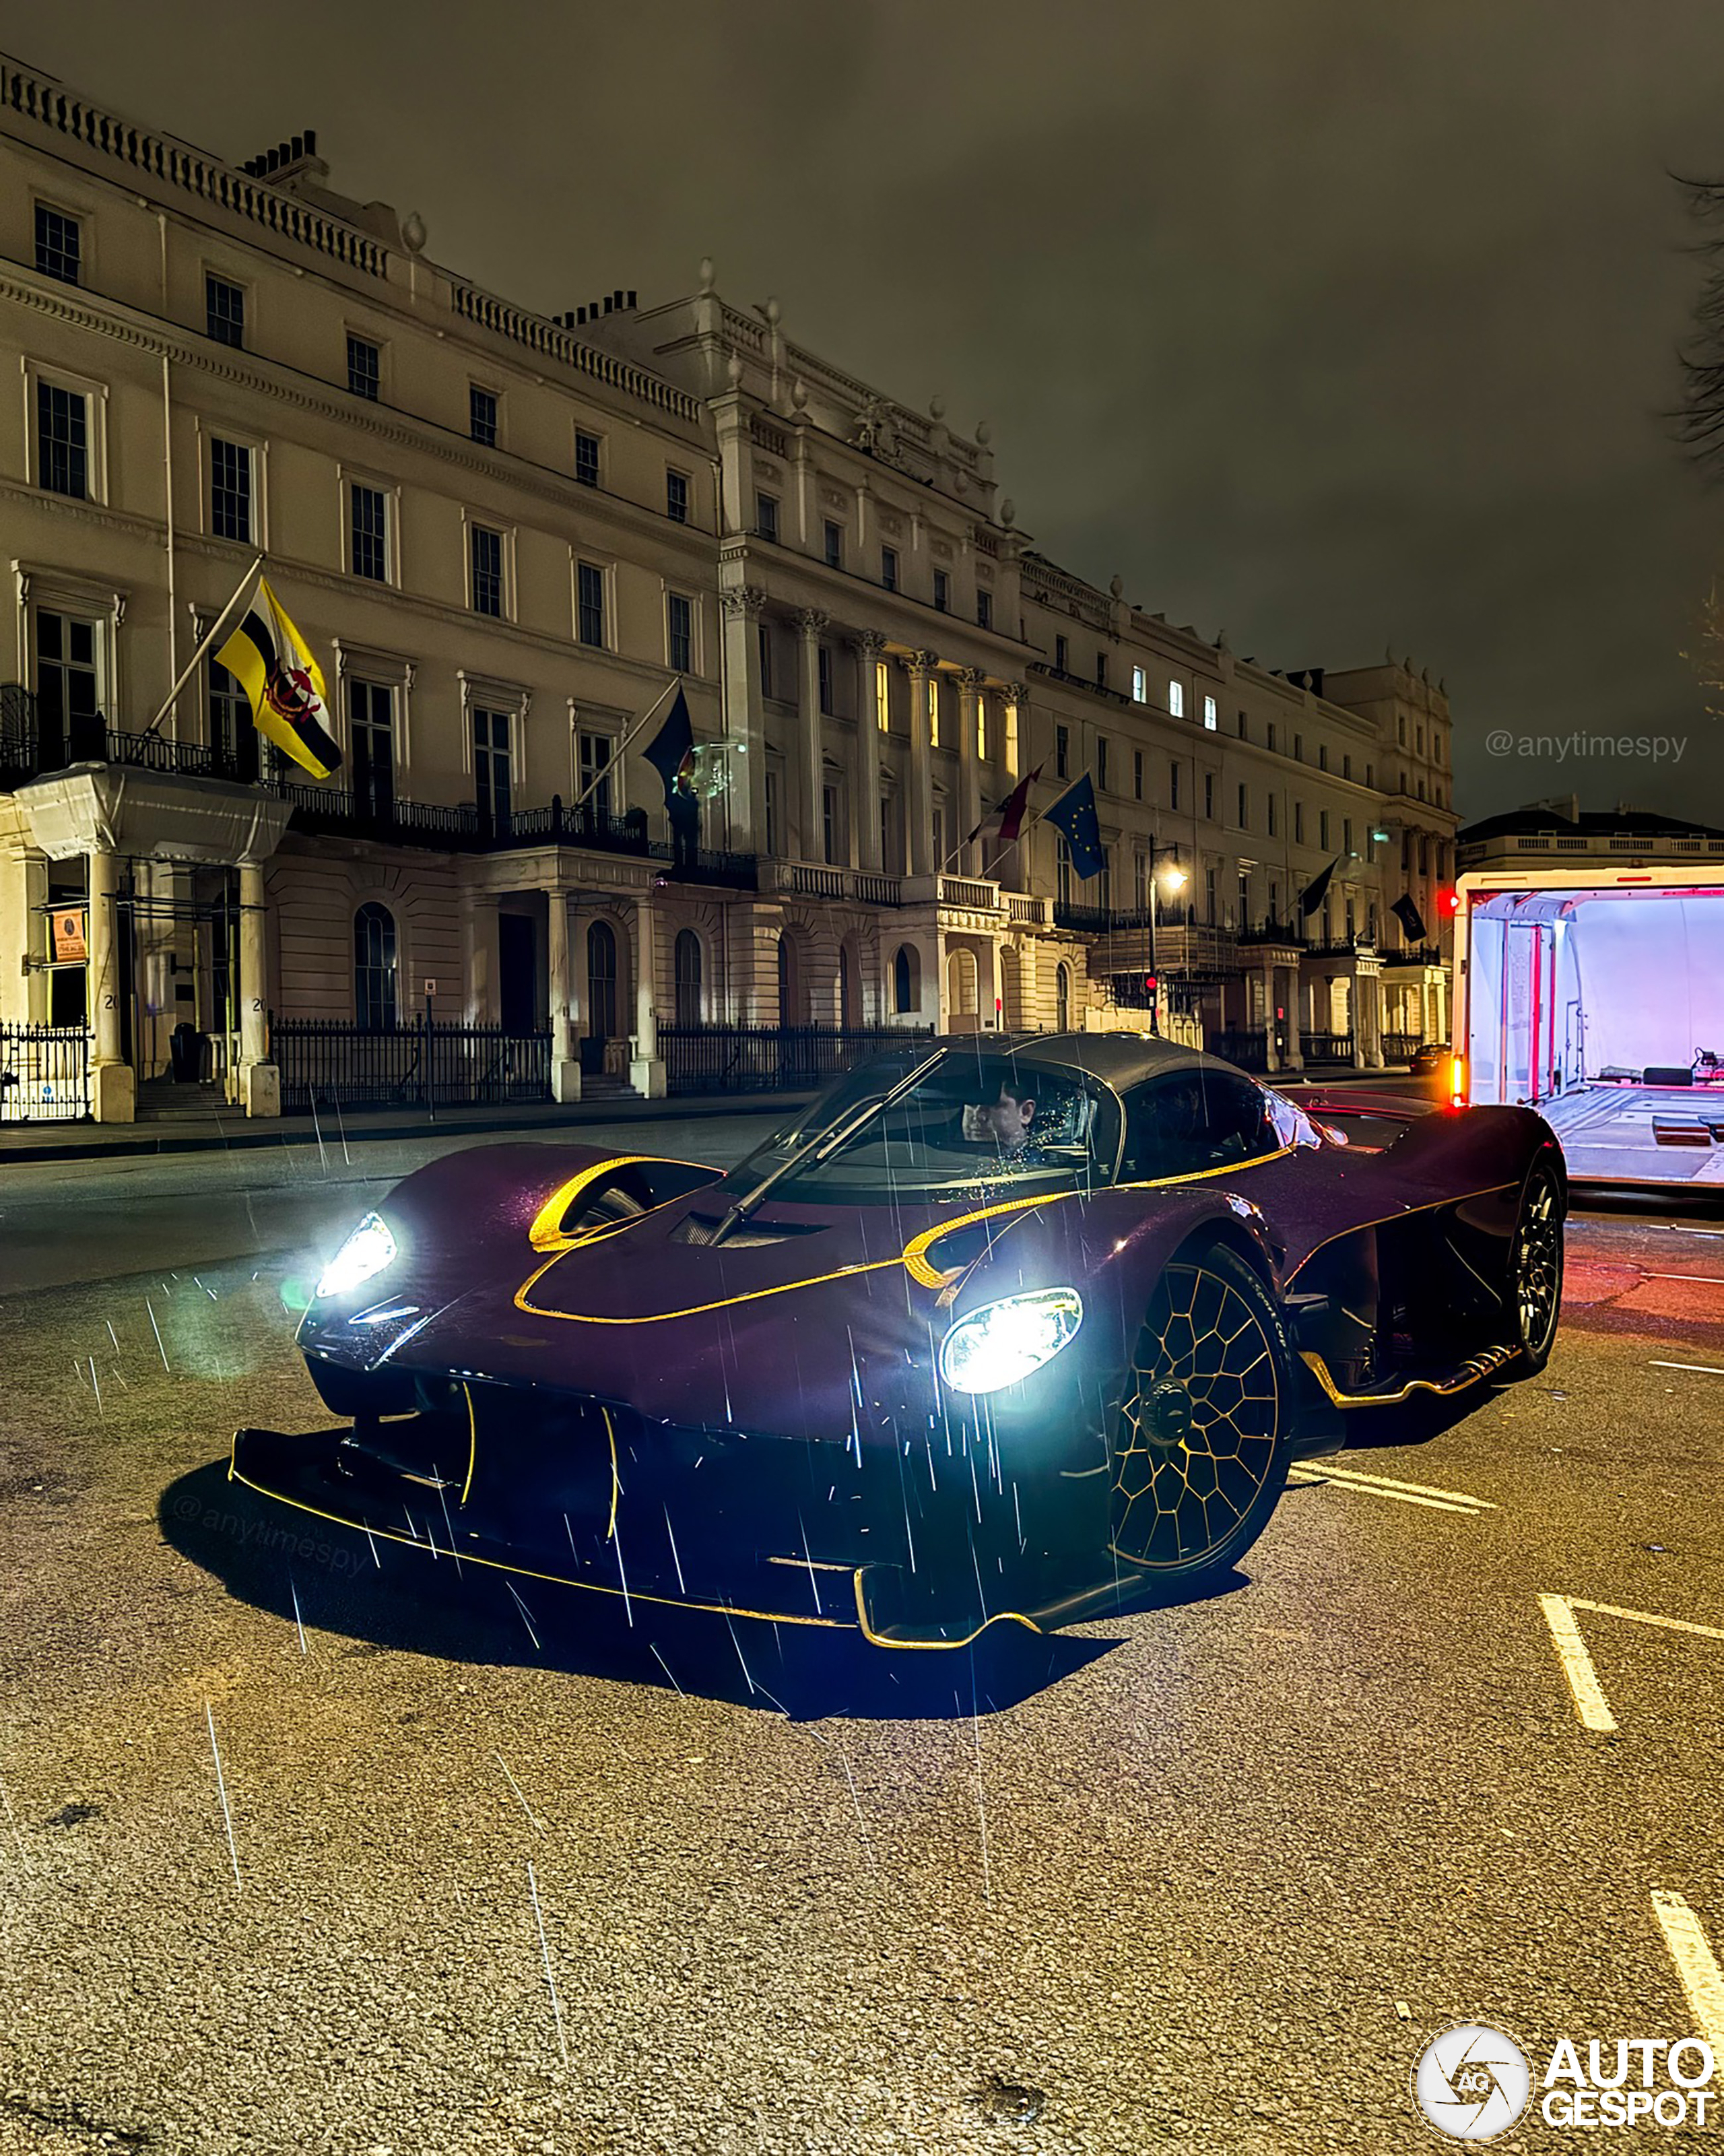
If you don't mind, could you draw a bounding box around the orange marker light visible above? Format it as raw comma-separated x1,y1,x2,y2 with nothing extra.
1449,1055,1467,1109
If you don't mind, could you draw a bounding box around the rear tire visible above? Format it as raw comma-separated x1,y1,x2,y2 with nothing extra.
1107,1246,1292,1582
1504,1154,1564,1373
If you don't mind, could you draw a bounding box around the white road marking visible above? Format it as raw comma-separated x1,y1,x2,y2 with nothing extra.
1649,1361,1724,1377
1318,1462,1497,1510
1566,1598,1724,1643
1643,1273,1724,1286
1651,1892,1724,2054
1538,1594,1618,1733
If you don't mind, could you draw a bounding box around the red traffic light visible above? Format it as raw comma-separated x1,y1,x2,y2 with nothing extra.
1440,888,1459,913
1143,975,1158,994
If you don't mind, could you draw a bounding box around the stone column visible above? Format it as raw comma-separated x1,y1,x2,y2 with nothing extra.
86,848,134,1122
903,649,939,878
22,849,50,1023
794,608,829,865
1001,681,1026,785
956,669,985,876
719,583,768,853
547,885,581,1103
853,631,886,873
630,892,666,1098
236,859,279,1117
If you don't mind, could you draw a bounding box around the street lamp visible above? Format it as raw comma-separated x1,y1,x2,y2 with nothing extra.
1148,845,1188,1034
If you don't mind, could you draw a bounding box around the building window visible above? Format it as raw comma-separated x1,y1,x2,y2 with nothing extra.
756,492,779,542
880,544,898,591
353,903,399,1031
1319,809,1331,849
667,591,694,674
473,707,512,830
1267,721,1277,753
976,589,993,630
764,769,779,857
36,382,88,498
1133,750,1143,800
1319,744,1329,771
674,929,702,1026
894,944,917,1015
576,562,606,647
35,204,80,284
350,484,389,581
880,794,895,870
666,468,690,524
1296,801,1306,843
206,273,245,348
349,680,394,820
818,643,833,715
822,783,839,865
1418,777,1426,801
1055,723,1069,779
470,385,498,446
347,335,380,399
470,524,504,616
587,921,619,1042
1096,651,1108,691
1343,752,1352,781
825,521,844,570
1204,773,1215,820
574,430,601,487
1237,782,1249,829
927,677,940,749
1267,794,1277,837
932,805,946,865
1055,962,1071,1033
1238,711,1248,738
975,694,987,762
758,622,774,698
933,568,949,614
35,608,102,762
1168,680,1185,719
1055,633,1069,672
1294,732,1304,761
1206,867,1217,923
1203,694,1218,731
209,438,252,544
1096,736,1109,793
209,656,257,781
1341,816,1355,857
1170,761,1181,812
1132,665,1146,703
875,658,890,733
578,730,613,818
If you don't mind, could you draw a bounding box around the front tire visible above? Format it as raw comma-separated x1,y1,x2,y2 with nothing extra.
1108,1246,1292,1581
1504,1154,1564,1373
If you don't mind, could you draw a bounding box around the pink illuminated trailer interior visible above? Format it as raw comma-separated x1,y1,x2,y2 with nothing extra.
1456,873,1724,1188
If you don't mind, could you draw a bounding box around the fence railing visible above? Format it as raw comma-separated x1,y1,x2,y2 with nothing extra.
1301,1032,1356,1064
1381,1032,1426,1064
269,1017,552,1113
0,1022,91,1122
659,1023,935,1097
1209,1028,1269,1071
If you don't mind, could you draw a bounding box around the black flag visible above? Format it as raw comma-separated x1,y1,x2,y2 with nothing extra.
640,685,694,805
1391,893,1428,942
1296,857,1339,918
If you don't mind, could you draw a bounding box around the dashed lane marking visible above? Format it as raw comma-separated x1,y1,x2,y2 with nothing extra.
1286,1462,1494,1515
1649,1361,1724,1377
1651,1892,1724,2054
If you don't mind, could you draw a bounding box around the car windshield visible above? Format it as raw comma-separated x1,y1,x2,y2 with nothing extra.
719,1047,1122,1206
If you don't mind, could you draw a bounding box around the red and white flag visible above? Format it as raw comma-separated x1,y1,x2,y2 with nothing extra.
965,764,1043,852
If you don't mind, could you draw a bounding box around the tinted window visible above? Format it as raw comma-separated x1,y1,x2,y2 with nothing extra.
1123,1068,1278,1181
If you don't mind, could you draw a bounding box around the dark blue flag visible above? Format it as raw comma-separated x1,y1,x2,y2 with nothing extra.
1042,773,1105,880
641,685,694,804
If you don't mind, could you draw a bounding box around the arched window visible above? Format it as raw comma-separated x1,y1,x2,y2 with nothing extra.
777,930,806,1025
1055,962,1071,1033
587,920,618,1041
893,943,918,1017
354,903,398,1032
945,947,978,1023
673,929,702,1027
838,941,858,1029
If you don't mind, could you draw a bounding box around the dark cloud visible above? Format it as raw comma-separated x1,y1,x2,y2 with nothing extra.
19,0,1724,821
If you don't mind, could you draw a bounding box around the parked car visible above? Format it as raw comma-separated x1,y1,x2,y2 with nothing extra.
234,1036,1564,1649
1409,1040,1452,1078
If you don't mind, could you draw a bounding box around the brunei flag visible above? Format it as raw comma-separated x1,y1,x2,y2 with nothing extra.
216,579,343,779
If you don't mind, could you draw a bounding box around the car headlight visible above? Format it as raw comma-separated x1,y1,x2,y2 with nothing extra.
938,1288,1084,1394
314,1212,398,1299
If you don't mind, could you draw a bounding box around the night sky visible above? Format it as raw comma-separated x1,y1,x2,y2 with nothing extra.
18,1,1724,826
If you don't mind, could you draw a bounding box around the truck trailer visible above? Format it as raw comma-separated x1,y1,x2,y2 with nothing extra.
1453,864,1724,1188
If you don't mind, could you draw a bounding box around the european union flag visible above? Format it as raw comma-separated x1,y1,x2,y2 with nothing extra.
1043,773,1105,880
641,684,694,804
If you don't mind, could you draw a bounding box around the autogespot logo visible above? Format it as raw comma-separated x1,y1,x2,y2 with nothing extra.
1413,2025,1532,2141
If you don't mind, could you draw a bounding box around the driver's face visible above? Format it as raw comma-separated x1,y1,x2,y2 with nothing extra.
962,1088,1035,1146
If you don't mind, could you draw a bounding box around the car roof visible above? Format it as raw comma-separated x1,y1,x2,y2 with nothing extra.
928,1032,1251,1093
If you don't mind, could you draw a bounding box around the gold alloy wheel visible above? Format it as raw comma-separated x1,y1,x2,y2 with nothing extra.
1109,1257,1286,1571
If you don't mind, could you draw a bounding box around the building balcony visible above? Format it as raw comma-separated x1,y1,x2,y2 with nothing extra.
1235,918,1308,950
1380,943,1445,967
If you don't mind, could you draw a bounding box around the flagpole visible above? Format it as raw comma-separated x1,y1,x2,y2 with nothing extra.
569,675,681,813
142,551,265,739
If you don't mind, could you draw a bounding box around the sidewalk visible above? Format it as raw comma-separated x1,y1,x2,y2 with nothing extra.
0,1089,813,1165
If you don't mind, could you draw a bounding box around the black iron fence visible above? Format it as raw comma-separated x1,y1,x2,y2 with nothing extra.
0,1021,91,1122
1208,1028,1269,1071
1301,1031,1356,1064
659,1023,935,1097
270,1017,552,1112
1381,1032,1426,1064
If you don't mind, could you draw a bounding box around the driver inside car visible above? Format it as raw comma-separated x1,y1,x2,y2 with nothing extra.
960,1065,1041,1158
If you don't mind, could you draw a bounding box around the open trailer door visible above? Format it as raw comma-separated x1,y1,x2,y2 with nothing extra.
1457,868,1724,1188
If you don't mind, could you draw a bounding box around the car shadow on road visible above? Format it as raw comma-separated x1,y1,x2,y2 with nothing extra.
160,1458,1174,1721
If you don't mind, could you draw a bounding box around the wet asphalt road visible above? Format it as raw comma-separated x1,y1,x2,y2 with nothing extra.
1,1130,1723,2154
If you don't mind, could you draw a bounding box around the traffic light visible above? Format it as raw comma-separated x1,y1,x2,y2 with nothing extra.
1143,974,1158,996
1439,888,1459,915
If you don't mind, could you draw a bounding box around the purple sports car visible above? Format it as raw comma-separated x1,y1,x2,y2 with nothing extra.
232,1036,1564,1648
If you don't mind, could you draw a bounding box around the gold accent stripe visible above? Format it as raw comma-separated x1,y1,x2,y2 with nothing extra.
458,1381,477,1506
599,1404,620,1542
1299,1344,1515,1409
514,1253,902,1324
527,1154,706,1253
227,1459,853,1631
847,1569,1047,1650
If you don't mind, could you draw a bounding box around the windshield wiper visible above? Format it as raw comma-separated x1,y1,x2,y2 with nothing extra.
704,1045,948,1251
